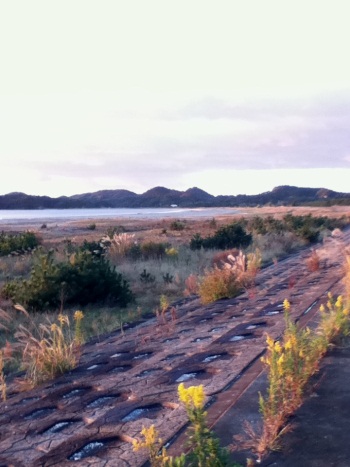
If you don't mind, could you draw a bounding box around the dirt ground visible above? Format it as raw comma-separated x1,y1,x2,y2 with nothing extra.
1,205,349,248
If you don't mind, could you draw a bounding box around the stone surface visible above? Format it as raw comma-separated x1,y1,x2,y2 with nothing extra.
0,233,349,466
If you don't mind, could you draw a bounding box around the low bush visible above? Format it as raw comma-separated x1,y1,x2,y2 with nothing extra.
190,222,252,251
170,220,186,231
199,267,242,304
141,242,168,260
1,249,133,310
0,231,39,256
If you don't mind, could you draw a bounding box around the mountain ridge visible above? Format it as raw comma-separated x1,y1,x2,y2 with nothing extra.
0,185,349,209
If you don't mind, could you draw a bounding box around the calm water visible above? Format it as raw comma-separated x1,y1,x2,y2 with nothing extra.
0,207,240,222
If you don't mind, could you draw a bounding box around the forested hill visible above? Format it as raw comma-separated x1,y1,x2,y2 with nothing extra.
0,185,349,209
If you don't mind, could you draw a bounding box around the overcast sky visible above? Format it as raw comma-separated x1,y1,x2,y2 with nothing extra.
1,1,350,197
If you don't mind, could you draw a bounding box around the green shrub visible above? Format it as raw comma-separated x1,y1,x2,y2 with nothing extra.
106,225,126,237
170,220,186,231
0,231,39,256
141,241,168,260
2,250,133,310
198,268,242,304
190,222,252,251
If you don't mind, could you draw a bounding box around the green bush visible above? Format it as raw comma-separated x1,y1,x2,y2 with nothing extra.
170,220,186,231
0,231,39,256
140,241,168,260
190,223,252,250
1,249,133,310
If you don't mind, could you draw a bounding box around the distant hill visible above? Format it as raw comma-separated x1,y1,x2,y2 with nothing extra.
0,185,349,209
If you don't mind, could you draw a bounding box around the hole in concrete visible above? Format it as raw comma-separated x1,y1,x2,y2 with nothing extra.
122,404,162,422
87,395,120,409
209,326,226,333
68,438,119,461
110,352,128,359
24,407,56,420
62,388,90,399
109,365,132,373
176,370,205,383
133,352,152,360
42,420,78,434
87,362,108,370
229,333,254,342
246,322,267,330
202,354,226,363
162,353,185,362
199,317,213,323
193,337,211,343
136,368,160,378
18,396,40,405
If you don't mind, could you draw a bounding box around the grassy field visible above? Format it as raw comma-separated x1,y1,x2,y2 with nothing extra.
0,205,349,378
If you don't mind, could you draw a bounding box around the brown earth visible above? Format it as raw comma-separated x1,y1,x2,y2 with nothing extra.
0,214,349,466
1,205,349,248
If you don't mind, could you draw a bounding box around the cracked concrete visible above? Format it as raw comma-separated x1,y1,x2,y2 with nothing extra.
0,232,349,466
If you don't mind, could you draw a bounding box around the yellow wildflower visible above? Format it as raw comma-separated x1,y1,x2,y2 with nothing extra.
74,310,84,321
335,295,343,309
343,308,349,316
284,339,292,350
133,424,159,451
266,335,274,349
319,304,325,313
178,383,205,409
58,314,69,326
50,323,59,333
277,354,284,367
274,341,282,353
283,299,291,312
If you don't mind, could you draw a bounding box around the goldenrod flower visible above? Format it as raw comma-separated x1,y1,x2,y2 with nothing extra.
335,295,343,309
58,314,69,326
266,335,274,349
319,304,325,313
277,354,284,367
74,310,84,321
274,341,282,353
285,339,292,350
178,383,205,409
283,299,291,312
50,323,59,333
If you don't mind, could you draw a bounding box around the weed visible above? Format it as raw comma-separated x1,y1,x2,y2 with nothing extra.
306,250,320,272
162,273,174,284
133,384,232,466
257,295,349,461
140,269,156,284
199,267,241,304
184,274,199,296
14,305,83,387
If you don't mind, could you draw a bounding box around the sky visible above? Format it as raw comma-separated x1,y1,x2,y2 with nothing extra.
1,0,350,198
